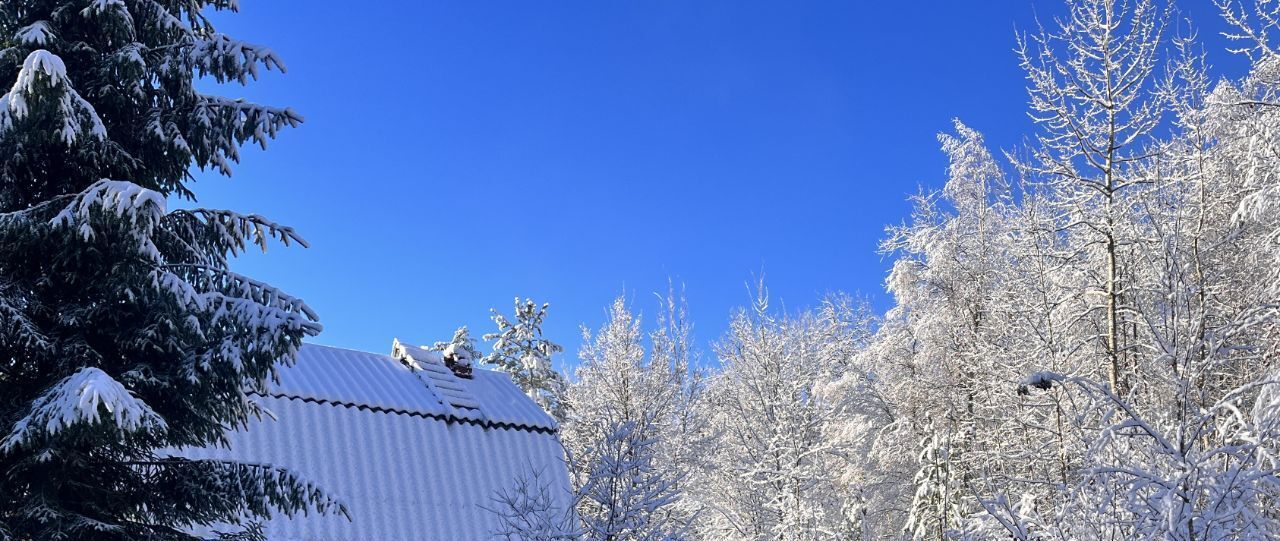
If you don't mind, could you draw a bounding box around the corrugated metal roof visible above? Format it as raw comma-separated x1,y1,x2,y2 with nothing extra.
183,343,572,540
266,343,556,431
187,396,572,541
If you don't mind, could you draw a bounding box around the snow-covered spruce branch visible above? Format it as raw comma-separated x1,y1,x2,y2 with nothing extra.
160,208,310,262
191,33,288,83
47,180,170,282
1,367,167,454
0,282,51,351
0,49,107,144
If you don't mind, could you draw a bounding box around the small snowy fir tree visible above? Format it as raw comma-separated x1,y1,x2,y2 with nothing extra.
903,430,963,540
484,298,569,420
433,326,481,372
0,3,343,540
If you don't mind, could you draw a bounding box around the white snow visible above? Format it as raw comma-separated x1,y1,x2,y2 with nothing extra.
0,49,107,143
80,0,126,17
15,50,67,91
51,179,167,234
49,180,167,269
14,21,55,46
1,367,165,453
442,342,473,366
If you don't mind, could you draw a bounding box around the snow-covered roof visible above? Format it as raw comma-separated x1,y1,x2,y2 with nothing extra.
183,342,571,541
265,341,556,432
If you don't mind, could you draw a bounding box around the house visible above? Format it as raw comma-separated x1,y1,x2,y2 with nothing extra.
183,340,572,540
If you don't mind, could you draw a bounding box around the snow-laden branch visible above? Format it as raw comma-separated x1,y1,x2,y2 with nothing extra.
0,50,106,144
1,367,166,454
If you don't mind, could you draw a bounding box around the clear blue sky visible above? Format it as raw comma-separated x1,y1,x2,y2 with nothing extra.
193,1,1246,364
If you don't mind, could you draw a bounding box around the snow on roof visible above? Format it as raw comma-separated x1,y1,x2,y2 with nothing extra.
265,342,556,431
184,343,571,541
391,339,481,409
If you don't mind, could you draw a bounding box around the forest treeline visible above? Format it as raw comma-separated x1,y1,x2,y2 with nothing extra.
487,0,1280,539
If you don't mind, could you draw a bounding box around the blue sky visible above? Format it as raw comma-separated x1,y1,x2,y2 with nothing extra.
194,1,1247,365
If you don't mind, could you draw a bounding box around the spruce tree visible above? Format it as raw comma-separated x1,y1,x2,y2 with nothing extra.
0,2,342,540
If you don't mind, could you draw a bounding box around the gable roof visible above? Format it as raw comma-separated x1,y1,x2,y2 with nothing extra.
264,341,557,433
183,343,571,541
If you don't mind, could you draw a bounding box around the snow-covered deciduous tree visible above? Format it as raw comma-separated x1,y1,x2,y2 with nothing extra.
847,1,1280,539
692,284,870,541
646,283,710,528
485,298,570,420
0,2,343,540
488,467,580,541
1018,0,1167,396
563,294,696,540
839,118,1023,539
574,418,685,541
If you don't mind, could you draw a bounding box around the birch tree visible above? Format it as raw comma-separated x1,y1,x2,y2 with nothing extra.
1018,0,1167,395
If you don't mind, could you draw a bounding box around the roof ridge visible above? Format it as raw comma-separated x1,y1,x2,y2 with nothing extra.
298,342,388,356
319,340,509,375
